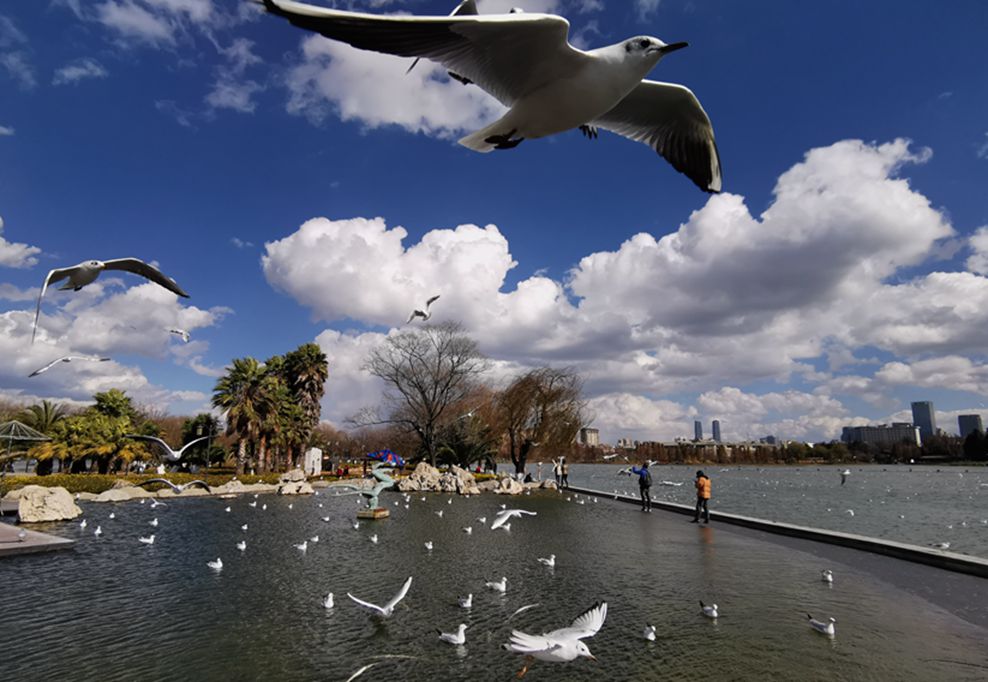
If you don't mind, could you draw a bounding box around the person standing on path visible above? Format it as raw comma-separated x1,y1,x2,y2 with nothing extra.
560,458,570,488
692,470,711,523
631,461,652,512
552,458,562,487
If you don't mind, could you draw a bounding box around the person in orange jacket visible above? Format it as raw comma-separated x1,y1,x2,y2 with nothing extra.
692,470,711,523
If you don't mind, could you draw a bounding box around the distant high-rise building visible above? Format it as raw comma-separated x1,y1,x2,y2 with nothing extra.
842,423,920,447
694,420,703,441
578,427,600,446
958,414,984,438
911,401,937,442
712,420,722,443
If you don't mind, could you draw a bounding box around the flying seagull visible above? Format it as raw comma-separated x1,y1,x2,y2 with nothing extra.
32,258,190,343
258,0,721,193
135,478,212,494
407,294,440,324
347,575,413,617
503,601,607,678
168,328,191,343
29,355,110,377
124,435,210,462
490,508,536,530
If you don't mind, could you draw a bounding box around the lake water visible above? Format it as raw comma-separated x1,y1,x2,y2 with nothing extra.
1,481,986,681
567,463,988,559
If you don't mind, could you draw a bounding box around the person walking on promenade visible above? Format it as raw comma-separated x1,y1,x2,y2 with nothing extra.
560,458,570,488
692,470,711,523
631,461,652,512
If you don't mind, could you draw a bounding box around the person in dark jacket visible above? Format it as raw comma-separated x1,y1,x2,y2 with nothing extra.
631,461,652,512
693,470,711,523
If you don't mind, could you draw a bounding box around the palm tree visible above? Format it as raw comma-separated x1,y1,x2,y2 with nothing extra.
213,357,267,475
20,400,68,474
284,343,329,468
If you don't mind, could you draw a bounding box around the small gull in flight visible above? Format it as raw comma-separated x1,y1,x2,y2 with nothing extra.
347,576,413,618
490,508,537,530
32,257,190,343
29,355,111,378
168,328,191,343
503,601,607,678
258,0,721,193
407,294,440,324
125,435,211,463
136,477,211,493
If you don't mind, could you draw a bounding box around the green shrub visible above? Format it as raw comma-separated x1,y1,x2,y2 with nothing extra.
1,471,283,496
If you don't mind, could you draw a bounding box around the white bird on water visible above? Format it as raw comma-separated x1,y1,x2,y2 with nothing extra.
407,294,440,324
352,522,360,530
109,512,115,520
491,508,537,530
207,557,223,571
29,355,111,378
458,593,473,609
476,516,487,525
310,535,319,543
32,257,190,343
807,613,836,636
138,534,155,545
503,601,607,678
485,577,507,593
424,541,434,551
437,623,467,645
700,601,718,619
94,525,102,537
295,540,308,552
324,593,335,609
241,524,248,531
643,624,656,641
537,554,555,568
930,541,951,550
497,523,511,532
236,541,246,551
347,576,413,618
821,569,834,584
258,1,721,194
79,519,87,529
369,534,379,544
249,501,257,508
462,526,473,534
435,510,444,518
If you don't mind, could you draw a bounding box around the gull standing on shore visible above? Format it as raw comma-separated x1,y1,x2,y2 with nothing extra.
258,0,721,193
32,257,190,343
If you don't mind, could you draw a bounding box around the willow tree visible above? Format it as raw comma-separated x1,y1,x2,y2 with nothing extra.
498,367,589,474
361,321,488,466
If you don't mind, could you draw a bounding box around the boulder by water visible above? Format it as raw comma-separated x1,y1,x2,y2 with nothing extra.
278,480,315,495
15,485,83,523
94,486,155,503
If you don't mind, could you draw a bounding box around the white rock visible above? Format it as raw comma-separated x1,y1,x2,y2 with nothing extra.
16,486,83,523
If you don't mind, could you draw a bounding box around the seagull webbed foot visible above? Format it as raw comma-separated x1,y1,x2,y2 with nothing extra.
579,125,599,140
485,129,524,150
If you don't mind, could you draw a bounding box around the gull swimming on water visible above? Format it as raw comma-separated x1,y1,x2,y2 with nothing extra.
458,593,473,608
236,541,246,551
807,614,836,636
490,508,537,530
32,257,190,343
149,518,158,527
407,294,440,324
79,518,87,529
537,554,555,568
138,534,155,545
485,577,507,593
125,436,210,462
503,601,607,678
258,0,721,193
94,525,102,537
347,576,413,618
700,601,718,619
324,593,335,609
643,624,656,641
437,623,468,645
821,569,834,584
295,540,308,552
841,469,851,485
29,355,111,378
241,524,248,531
207,557,223,571
424,541,434,551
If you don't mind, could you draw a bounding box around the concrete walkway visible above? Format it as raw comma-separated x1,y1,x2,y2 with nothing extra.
567,484,988,579
0,522,74,558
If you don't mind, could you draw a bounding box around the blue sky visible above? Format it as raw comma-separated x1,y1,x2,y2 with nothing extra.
1,0,987,443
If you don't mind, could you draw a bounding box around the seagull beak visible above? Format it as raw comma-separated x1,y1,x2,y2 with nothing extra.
654,41,688,55
586,654,598,662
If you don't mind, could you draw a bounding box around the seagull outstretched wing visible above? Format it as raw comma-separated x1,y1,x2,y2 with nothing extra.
31,267,74,344
593,80,721,193
491,508,537,530
547,601,607,640
102,258,190,297
135,478,183,493
384,576,413,611
259,0,584,107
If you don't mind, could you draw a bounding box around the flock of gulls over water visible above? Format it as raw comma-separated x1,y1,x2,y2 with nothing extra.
68,481,851,680
26,0,724,377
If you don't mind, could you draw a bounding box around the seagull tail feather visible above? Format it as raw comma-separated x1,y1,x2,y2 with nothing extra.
458,126,498,153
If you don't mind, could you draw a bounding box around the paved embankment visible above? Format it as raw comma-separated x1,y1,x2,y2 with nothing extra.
0,522,74,558
567,484,988,579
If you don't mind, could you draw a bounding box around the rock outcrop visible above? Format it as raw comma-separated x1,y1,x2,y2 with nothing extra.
493,476,525,495
278,480,314,495
396,462,481,495
15,485,83,523
397,462,443,492
94,486,155,503
280,469,306,483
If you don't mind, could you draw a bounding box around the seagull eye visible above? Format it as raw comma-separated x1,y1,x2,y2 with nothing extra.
638,39,650,49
